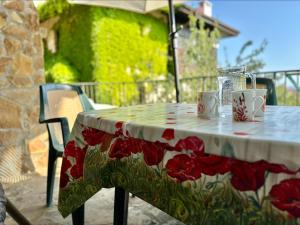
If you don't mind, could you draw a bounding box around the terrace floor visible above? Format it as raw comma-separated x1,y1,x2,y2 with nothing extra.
3,156,184,225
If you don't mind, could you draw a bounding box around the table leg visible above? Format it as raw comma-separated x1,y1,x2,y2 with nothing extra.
72,204,84,225
113,187,129,225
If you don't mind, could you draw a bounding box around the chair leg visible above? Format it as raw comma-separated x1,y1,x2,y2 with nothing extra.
47,151,57,207
72,204,84,225
113,187,129,225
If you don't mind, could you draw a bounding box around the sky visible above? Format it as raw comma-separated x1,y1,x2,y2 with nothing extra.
187,0,300,71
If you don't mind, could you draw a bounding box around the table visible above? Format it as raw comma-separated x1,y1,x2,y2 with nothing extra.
58,103,300,225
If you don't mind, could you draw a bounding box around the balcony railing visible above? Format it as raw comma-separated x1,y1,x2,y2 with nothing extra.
73,69,300,106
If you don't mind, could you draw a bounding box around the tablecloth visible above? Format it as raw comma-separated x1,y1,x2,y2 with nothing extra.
58,103,300,225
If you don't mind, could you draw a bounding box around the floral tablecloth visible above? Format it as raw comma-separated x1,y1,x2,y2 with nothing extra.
58,103,300,225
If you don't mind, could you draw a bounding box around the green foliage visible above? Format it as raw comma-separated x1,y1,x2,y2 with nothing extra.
90,7,168,105
224,39,268,72
44,52,79,83
58,5,94,82
39,1,168,105
180,15,221,77
38,0,70,22
276,85,300,106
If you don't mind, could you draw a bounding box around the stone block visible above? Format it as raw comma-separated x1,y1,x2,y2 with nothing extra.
7,76,33,87
12,53,33,76
3,1,25,11
33,56,44,69
0,13,6,29
0,57,12,74
4,38,21,55
28,13,38,30
27,131,48,154
0,97,22,129
33,34,42,53
0,130,23,146
33,72,45,85
1,88,34,106
0,78,10,89
3,25,28,40
26,105,39,125
26,123,47,140
24,45,33,55
28,1,36,11
10,11,23,24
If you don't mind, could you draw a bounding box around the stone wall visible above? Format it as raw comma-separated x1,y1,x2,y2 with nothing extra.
0,0,45,182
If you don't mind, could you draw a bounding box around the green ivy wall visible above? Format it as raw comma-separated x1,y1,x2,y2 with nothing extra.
39,1,168,105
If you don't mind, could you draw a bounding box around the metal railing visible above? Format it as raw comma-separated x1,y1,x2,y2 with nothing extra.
256,69,300,106
73,69,300,106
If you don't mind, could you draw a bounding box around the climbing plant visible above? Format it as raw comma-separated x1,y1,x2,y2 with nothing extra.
38,0,168,105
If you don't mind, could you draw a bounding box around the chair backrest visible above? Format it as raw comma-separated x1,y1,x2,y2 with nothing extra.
39,84,93,147
246,77,278,105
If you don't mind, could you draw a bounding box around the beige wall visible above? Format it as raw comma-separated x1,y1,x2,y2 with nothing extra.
0,0,45,182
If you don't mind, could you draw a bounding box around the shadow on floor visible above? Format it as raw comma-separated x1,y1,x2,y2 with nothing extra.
3,174,184,225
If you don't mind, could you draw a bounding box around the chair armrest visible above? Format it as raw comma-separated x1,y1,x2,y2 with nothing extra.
39,117,70,147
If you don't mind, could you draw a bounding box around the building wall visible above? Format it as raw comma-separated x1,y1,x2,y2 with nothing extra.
0,0,45,182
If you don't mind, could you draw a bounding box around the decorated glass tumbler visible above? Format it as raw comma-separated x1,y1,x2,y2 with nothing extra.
197,91,219,119
232,90,264,122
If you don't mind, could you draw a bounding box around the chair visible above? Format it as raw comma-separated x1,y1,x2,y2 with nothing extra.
39,84,93,207
246,77,278,105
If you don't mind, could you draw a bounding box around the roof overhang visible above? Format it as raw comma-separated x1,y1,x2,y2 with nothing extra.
176,5,239,38
67,0,187,14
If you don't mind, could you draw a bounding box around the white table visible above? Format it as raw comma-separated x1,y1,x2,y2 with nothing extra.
79,103,300,169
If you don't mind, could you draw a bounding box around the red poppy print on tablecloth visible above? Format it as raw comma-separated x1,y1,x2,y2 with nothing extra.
60,140,88,188
127,137,143,154
162,128,175,141
64,140,77,157
60,158,72,188
115,121,123,129
233,131,249,136
115,121,124,136
70,146,87,179
99,132,115,152
108,138,132,159
270,179,300,218
166,154,201,182
174,136,205,156
230,160,266,192
82,128,106,146
141,140,165,166
230,160,297,192
259,160,296,175
197,154,231,176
